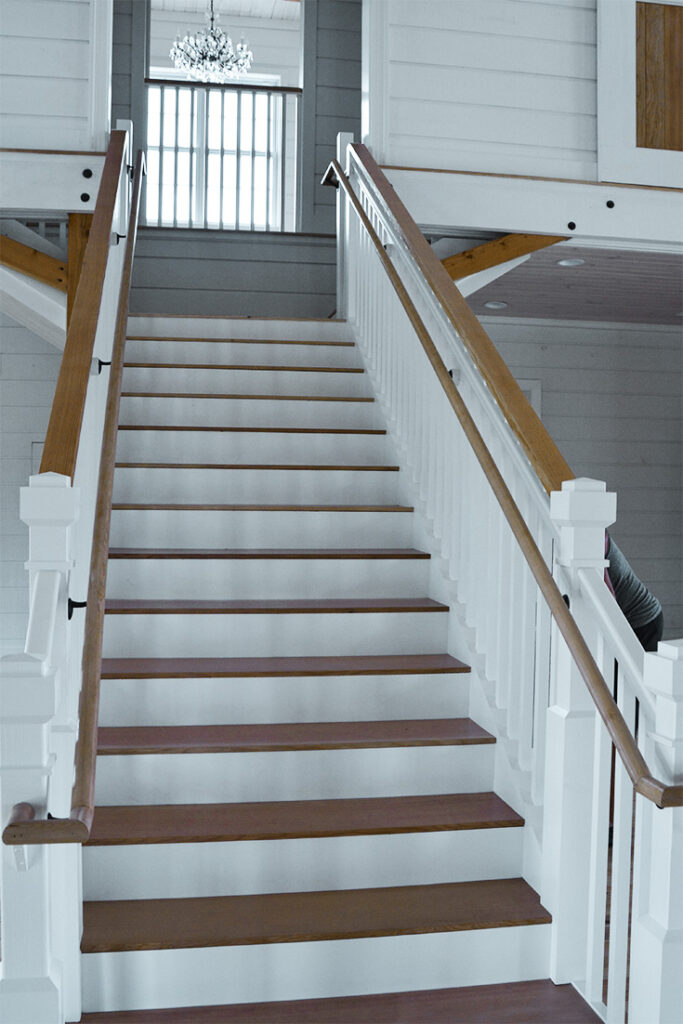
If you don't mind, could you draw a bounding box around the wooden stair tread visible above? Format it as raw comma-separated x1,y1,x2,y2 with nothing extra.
126,336,356,347
110,503,414,512
120,392,374,402
108,547,430,560
96,718,493,755
79,980,600,1023
87,792,519,846
100,652,469,679
114,463,399,471
117,425,387,434
81,879,550,952
104,597,448,614
124,362,363,373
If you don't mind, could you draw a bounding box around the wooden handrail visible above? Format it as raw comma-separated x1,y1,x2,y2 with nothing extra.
40,131,127,480
326,156,683,810
3,151,146,847
346,144,574,496
145,77,302,96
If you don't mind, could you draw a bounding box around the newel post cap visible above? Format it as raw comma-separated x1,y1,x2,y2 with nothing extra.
549,478,617,526
550,478,616,570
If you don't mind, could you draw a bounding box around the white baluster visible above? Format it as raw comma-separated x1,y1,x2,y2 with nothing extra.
629,640,683,1024
543,478,616,983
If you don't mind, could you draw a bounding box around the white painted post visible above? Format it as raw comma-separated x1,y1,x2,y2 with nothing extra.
629,640,683,1024
335,131,354,319
543,478,616,983
0,657,63,1024
0,473,82,1023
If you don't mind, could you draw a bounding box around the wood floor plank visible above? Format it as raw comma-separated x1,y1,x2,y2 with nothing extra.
104,597,448,615
79,980,601,1023
124,363,363,373
96,718,493,756
82,879,550,953
117,426,386,434
114,463,399,471
107,548,430,560
110,503,414,512
87,792,521,846
100,653,470,679
120,392,374,403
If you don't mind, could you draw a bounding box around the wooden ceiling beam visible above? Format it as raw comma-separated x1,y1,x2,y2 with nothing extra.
441,233,568,281
0,234,67,292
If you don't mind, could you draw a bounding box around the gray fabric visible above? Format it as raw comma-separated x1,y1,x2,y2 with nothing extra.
606,536,662,629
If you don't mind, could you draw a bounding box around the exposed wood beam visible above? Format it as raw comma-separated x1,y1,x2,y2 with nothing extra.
441,233,567,282
67,212,93,327
0,234,67,292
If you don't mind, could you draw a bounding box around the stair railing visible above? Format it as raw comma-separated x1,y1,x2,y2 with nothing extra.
0,136,145,1024
325,139,683,1024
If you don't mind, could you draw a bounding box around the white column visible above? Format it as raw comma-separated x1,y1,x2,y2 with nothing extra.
0,472,81,1023
543,478,616,982
335,131,354,319
0,657,63,1023
629,640,683,1024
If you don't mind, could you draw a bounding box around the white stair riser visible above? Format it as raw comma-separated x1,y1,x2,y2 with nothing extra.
127,317,353,343
125,340,361,368
106,558,430,600
98,673,470,727
83,827,522,900
109,509,414,549
101,610,448,658
82,925,551,1012
119,395,380,429
114,429,391,465
112,467,401,505
94,745,494,804
122,367,370,398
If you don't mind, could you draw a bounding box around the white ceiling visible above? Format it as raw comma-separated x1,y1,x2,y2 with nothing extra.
151,0,300,20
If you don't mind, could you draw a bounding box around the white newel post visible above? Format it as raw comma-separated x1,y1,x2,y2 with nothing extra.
335,131,354,319
0,473,81,1024
629,639,683,1024
543,478,616,983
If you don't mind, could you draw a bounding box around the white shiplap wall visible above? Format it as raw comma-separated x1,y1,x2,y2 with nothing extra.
483,317,683,638
0,315,61,655
0,0,110,150
367,0,598,179
150,7,301,85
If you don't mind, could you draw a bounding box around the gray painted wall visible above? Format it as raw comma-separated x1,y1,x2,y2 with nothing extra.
0,315,61,654
486,316,683,639
130,227,337,317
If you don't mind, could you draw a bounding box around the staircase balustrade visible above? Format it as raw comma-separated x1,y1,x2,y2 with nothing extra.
0,136,144,1024
327,137,682,1023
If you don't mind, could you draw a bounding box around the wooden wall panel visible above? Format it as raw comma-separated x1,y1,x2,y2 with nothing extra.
636,2,683,151
485,317,682,637
376,0,599,180
129,228,336,317
0,0,92,150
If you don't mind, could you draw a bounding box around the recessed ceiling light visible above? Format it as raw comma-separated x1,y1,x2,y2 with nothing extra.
557,258,585,267
483,301,508,310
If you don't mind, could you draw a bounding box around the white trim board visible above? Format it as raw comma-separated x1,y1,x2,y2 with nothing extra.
383,166,683,251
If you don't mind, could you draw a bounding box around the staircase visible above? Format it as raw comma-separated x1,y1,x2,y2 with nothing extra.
80,315,597,1021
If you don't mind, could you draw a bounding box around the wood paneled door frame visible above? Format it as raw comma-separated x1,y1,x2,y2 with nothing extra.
597,0,683,187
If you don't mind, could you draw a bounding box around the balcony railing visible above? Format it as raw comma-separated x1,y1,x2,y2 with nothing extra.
144,78,301,232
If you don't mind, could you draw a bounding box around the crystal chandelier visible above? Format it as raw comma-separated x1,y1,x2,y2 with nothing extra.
170,0,253,83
